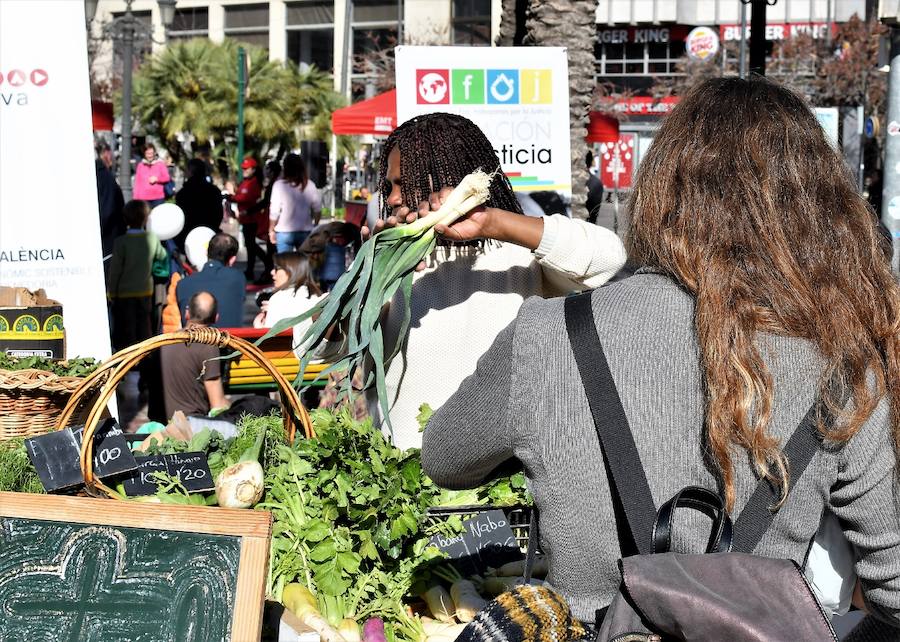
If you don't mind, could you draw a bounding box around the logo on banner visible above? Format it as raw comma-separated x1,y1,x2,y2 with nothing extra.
686,27,720,61
451,69,485,104
521,69,551,104
1,67,48,107
488,69,518,104
416,69,449,104
415,68,552,105
5,69,26,86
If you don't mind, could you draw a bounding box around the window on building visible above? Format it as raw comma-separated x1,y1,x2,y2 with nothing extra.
286,1,335,71
224,3,269,49
349,1,399,99
168,7,209,41
595,34,684,78
452,0,491,46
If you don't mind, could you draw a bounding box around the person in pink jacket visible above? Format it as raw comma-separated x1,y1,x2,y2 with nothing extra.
133,143,171,206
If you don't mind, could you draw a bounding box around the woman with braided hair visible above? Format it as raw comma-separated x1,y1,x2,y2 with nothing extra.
362,112,627,449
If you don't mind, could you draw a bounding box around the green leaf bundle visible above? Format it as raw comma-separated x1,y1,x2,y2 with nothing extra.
261,170,494,436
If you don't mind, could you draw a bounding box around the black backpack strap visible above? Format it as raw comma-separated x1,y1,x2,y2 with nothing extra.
732,390,839,553
564,292,656,556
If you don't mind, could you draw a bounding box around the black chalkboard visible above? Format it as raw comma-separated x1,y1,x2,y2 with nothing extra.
122,452,215,496
25,419,137,492
428,509,522,574
0,492,272,642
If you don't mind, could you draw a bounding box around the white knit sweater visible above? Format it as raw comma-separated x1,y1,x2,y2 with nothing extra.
369,215,627,449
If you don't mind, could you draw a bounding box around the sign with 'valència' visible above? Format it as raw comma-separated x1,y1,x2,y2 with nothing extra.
0,0,111,361
395,46,572,196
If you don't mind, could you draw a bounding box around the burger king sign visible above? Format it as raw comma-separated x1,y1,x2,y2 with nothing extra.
686,26,720,61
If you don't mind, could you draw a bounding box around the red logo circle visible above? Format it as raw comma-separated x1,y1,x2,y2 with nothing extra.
0,72,4,86
30,69,48,86
7,69,26,87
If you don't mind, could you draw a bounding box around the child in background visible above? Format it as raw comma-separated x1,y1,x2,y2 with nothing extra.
107,200,168,351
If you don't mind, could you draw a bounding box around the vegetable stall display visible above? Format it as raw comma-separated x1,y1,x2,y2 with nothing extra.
0,406,534,641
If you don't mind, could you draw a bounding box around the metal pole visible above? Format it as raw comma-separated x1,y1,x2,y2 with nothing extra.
882,27,900,274
749,0,767,76
119,2,135,201
397,0,403,44
237,46,246,173
826,0,833,49
340,0,353,98
739,0,748,79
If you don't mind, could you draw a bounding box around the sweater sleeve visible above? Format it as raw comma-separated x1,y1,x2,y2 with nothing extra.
829,395,900,624
421,315,517,489
534,215,627,294
270,181,286,221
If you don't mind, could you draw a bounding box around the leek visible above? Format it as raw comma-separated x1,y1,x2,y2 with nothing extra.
260,170,494,436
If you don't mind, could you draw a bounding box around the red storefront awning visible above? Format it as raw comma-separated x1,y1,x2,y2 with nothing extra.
92,100,114,131
586,112,620,144
331,89,397,136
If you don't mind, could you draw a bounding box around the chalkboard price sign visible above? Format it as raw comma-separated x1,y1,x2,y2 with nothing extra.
428,509,522,574
122,451,215,496
25,419,138,493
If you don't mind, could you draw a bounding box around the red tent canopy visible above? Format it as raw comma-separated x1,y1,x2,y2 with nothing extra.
586,111,619,144
331,89,397,136
92,100,114,131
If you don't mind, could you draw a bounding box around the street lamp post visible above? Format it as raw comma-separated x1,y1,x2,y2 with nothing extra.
85,0,175,201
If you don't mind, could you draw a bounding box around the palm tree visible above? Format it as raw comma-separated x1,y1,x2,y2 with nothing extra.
130,39,347,169
131,38,222,162
497,0,596,219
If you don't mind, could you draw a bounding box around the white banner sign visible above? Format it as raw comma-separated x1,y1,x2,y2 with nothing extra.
395,46,572,196
0,0,111,360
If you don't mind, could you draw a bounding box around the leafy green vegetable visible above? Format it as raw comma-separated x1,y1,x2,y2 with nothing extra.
258,407,446,632
415,403,433,433
0,353,99,377
0,439,44,494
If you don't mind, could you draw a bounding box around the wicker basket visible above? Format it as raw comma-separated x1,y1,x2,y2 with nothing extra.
0,368,97,441
55,327,316,499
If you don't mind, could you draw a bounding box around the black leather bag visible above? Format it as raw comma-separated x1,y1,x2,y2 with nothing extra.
561,292,838,642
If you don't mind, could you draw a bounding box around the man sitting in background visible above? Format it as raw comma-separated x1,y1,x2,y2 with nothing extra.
176,233,246,327
160,291,229,418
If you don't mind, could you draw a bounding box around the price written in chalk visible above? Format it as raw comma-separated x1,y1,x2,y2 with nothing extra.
121,452,215,496
429,509,522,574
26,419,137,493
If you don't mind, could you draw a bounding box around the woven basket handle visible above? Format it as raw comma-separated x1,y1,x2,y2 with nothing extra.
56,328,315,499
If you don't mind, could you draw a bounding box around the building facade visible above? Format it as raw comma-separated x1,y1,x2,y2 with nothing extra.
90,0,502,95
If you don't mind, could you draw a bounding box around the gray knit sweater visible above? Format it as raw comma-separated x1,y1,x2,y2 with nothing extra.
422,272,900,625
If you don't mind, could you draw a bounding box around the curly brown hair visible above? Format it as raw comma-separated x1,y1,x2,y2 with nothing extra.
627,76,900,510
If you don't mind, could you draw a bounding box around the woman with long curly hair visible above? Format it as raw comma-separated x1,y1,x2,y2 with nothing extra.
422,76,900,628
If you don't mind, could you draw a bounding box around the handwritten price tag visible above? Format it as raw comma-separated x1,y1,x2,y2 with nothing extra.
121,452,215,496
428,509,522,574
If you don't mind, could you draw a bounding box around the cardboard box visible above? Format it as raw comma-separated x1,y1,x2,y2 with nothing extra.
0,287,65,359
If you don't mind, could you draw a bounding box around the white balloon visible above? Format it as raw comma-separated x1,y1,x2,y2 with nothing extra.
185,226,216,269
148,203,185,241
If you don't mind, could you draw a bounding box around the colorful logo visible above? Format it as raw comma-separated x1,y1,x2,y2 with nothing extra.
520,69,552,104
416,68,552,105
416,69,450,104
451,69,485,104
43,314,64,333
13,315,39,333
487,69,518,104
0,68,49,87
685,27,720,61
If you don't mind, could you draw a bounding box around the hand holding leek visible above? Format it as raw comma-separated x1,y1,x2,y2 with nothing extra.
260,170,495,435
